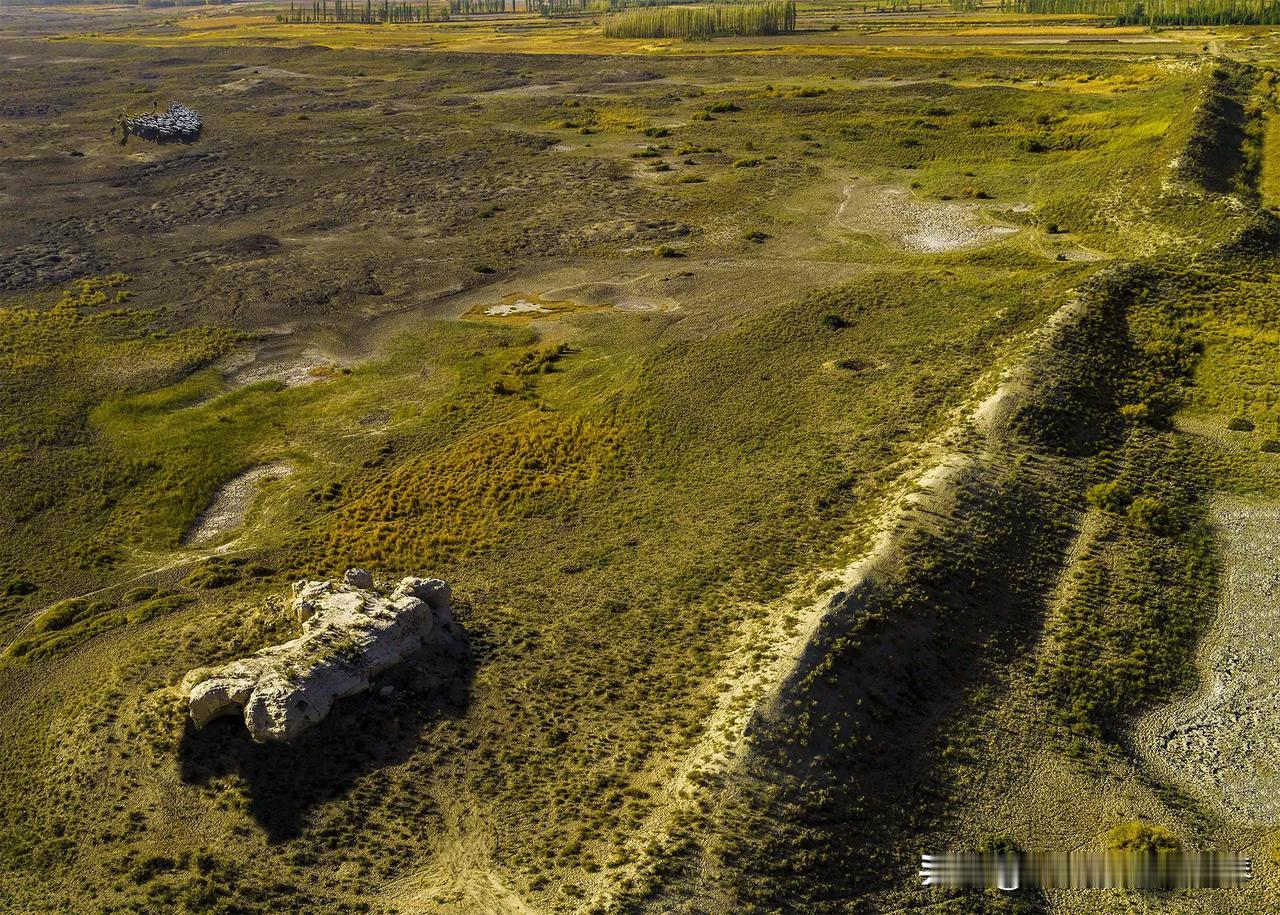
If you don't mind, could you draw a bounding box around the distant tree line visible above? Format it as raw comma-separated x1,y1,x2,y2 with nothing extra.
278,0,523,21
273,0,713,22
0,0,225,6
275,0,616,20
602,0,796,39
997,0,1280,23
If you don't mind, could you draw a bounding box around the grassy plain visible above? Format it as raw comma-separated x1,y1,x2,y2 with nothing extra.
3,3,1280,914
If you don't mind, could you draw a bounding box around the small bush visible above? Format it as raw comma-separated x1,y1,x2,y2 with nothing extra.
821,313,849,330
977,834,1021,854
742,230,771,243
654,245,685,258
1119,402,1150,424
34,597,93,633
1261,439,1280,453
706,101,740,114
1127,497,1174,536
1227,416,1255,432
183,564,239,590
732,158,761,168
4,578,36,596
126,593,193,625
1105,821,1180,852
1085,481,1133,514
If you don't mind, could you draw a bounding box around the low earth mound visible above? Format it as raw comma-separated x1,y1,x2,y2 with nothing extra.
182,570,452,742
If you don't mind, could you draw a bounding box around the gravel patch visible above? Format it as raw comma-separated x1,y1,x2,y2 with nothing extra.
837,181,1019,253
1135,497,1280,826
184,461,294,546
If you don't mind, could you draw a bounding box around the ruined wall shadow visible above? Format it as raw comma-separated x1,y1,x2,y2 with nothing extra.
178,628,474,843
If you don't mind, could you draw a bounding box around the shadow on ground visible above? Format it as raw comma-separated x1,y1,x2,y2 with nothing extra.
177,629,475,842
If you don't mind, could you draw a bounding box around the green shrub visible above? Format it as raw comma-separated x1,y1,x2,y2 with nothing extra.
1227,416,1255,431
125,593,193,625
1127,497,1173,535
34,597,93,633
1261,438,1280,453
1085,481,1133,513
1105,821,1180,852
182,564,239,590
3,578,36,596
977,834,1022,854
1119,402,1150,424
653,245,684,258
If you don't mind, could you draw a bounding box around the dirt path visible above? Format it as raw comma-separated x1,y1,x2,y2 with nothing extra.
1135,497,1280,827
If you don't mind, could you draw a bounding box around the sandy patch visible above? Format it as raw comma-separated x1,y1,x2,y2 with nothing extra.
1136,498,1280,826
484,298,551,317
466,291,621,323
184,460,294,547
227,65,316,79
836,181,1019,253
481,82,560,97
223,337,345,390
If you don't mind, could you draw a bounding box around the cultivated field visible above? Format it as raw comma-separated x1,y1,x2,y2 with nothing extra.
4,2,1280,913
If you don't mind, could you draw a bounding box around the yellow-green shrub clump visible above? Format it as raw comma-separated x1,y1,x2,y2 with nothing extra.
325,417,623,568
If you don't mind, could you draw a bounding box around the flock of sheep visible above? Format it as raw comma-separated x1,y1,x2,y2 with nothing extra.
122,103,203,143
